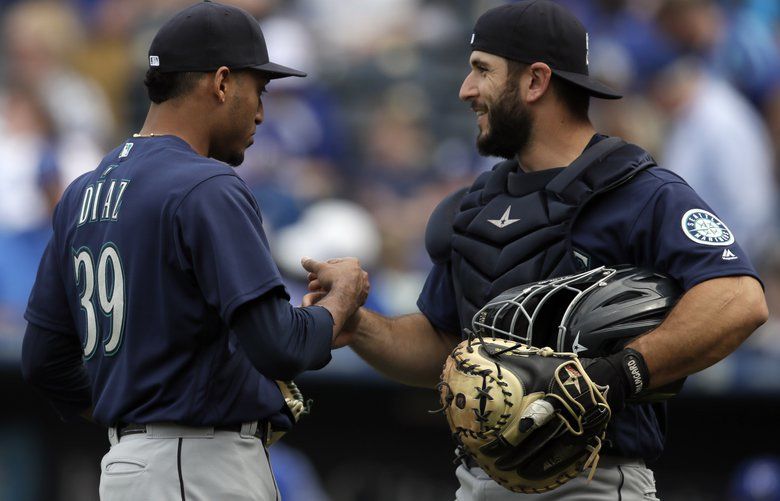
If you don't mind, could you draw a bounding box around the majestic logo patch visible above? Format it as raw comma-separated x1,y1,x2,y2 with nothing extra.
119,142,134,159
681,209,734,246
488,206,520,228
722,249,738,261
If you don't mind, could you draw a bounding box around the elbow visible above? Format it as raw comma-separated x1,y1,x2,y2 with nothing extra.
20,359,51,392
20,340,43,387
722,279,769,354
20,360,39,386
744,289,769,335
741,277,769,336
261,353,306,381
250,346,307,381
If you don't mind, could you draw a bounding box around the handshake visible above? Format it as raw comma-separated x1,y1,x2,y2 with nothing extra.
300,256,370,347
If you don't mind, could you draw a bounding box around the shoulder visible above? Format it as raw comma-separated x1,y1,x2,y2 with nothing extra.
179,171,253,207
604,167,692,203
577,167,696,234
174,171,259,226
167,150,237,183
134,136,237,184
140,140,248,206
60,170,96,201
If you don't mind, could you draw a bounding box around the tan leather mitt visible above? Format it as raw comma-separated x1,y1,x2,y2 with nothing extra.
438,338,611,493
265,380,311,447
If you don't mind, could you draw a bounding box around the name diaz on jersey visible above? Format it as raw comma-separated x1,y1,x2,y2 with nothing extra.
77,174,130,226
77,141,138,226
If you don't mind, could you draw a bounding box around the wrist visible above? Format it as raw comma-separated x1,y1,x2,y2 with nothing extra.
611,348,651,397
346,307,363,328
583,348,650,412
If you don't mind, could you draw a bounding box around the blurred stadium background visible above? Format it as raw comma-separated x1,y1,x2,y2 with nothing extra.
1,0,780,499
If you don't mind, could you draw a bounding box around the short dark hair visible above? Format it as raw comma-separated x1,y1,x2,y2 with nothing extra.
143,69,205,104
506,60,590,121
550,76,590,121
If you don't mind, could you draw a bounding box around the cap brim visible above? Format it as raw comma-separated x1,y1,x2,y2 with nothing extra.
249,61,307,79
552,69,622,99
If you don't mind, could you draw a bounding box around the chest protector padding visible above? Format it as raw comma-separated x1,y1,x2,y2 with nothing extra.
428,137,657,332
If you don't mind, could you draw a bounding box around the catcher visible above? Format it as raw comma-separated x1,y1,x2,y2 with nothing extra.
306,2,767,499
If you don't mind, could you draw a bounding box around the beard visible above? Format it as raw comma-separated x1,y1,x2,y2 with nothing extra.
225,151,245,167
211,146,245,167
476,85,533,160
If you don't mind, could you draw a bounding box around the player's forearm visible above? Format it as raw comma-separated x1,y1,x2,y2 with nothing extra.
627,275,767,389
349,309,460,388
231,294,333,380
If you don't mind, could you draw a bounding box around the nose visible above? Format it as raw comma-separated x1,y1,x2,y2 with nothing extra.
255,108,263,126
459,71,477,102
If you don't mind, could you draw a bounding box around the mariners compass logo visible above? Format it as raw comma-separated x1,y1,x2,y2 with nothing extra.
681,209,734,246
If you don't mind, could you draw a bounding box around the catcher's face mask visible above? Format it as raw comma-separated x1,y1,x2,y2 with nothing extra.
471,266,682,357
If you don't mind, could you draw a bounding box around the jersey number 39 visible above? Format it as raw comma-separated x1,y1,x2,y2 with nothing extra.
73,244,125,359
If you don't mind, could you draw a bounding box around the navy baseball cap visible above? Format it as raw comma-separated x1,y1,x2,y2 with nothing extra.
148,0,306,79
470,1,621,99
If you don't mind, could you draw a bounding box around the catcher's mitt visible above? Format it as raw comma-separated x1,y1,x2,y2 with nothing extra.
265,380,311,447
438,338,611,493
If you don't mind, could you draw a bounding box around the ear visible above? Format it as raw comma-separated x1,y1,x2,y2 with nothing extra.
526,62,553,104
210,66,232,104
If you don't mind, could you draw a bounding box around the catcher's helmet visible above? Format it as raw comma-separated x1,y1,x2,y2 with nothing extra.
471,266,682,357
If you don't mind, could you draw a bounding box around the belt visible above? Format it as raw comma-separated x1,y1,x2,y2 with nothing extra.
116,422,267,442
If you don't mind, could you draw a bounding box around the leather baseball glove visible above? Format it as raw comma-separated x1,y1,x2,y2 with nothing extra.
438,338,611,493
265,380,311,447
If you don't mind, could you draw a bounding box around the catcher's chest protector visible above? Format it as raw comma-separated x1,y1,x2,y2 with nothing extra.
435,137,656,331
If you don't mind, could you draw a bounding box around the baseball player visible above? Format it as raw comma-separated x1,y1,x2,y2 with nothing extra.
20,2,368,500
306,1,767,499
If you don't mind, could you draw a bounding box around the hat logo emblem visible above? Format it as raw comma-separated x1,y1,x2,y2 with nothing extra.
470,33,475,45
149,55,160,67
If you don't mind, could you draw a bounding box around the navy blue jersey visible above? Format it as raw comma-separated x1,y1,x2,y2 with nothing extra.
25,136,298,426
417,165,759,459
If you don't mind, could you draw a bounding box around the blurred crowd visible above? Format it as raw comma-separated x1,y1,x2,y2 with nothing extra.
1,0,780,382
2,1,780,500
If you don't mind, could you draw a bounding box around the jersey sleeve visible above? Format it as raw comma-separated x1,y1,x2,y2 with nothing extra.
173,174,288,323
627,180,760,291
417,262,461,335
25,208,76,333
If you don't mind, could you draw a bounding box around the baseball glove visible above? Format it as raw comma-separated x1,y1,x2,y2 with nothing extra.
438,337,611,493
265,380,311,447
